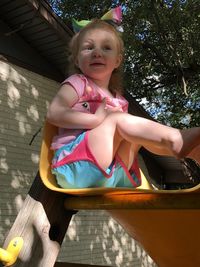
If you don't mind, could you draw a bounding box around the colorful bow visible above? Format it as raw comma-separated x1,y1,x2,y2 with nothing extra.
72,6,122,33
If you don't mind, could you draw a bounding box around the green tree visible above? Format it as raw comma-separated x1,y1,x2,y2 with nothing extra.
123,0,200,127
48,0,200,127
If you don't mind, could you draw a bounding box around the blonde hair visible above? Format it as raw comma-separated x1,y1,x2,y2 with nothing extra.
68,19,124,95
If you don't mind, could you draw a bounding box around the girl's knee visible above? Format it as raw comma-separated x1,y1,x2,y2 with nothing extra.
167,130,185,159
106,111,125,122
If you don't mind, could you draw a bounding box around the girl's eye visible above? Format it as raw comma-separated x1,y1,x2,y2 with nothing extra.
82,46,93,51
104,46,111,51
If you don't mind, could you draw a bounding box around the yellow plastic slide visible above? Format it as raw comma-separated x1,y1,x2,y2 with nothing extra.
39,121,200,267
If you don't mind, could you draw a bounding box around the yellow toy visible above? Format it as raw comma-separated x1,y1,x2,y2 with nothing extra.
0,237,23,266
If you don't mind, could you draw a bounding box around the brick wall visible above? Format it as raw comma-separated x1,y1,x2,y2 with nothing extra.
0,60,156,266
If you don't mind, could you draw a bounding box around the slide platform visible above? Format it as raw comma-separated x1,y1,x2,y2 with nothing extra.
39,121,200,267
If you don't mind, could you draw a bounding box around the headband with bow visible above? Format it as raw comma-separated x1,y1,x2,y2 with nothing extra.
72,6,123,33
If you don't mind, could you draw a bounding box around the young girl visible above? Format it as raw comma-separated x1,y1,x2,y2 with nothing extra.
47,19,200,189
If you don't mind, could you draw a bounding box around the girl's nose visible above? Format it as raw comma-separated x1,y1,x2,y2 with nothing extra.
92,47,102,57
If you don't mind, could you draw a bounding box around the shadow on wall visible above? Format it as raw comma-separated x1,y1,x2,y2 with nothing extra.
59,210,157,267
0,60,59,241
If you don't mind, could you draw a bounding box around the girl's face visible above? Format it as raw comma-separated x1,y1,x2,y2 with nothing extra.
76,28,122,85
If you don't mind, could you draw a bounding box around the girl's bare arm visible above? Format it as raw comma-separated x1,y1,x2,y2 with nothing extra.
47,83,107,129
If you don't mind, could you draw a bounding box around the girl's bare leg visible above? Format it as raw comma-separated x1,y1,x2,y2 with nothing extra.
144,129,200,165
116,140,141,169
88,112,200,170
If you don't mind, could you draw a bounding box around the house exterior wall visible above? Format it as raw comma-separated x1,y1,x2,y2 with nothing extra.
0,60,156,267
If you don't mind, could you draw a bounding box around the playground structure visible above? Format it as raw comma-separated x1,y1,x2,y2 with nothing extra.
0,121,200,267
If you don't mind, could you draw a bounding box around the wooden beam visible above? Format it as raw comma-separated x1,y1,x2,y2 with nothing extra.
28,0,73,39
2,173,76,267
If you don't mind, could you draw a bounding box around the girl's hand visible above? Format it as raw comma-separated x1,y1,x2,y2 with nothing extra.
105,106,122,114
94,99,122,126
95,98,107,124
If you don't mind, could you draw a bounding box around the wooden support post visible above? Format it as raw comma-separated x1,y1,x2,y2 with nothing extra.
2,172,76,267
